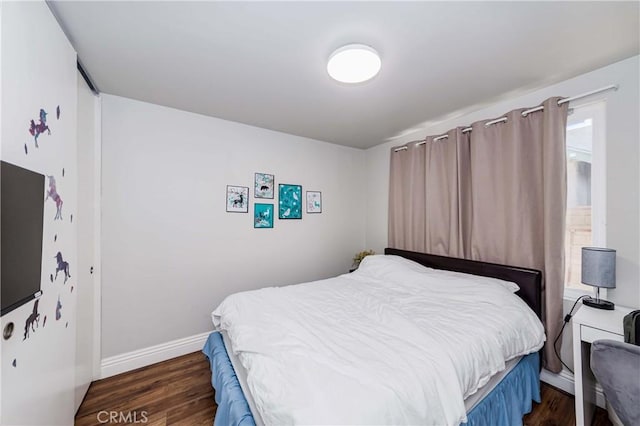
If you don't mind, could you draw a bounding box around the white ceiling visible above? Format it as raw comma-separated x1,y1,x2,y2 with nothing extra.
49,1,639,149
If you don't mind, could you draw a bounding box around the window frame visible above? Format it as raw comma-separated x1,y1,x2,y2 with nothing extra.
564,99,607,300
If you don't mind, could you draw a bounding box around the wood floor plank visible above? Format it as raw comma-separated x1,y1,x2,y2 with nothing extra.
76,351,612,426
165,395,217,426
524,383,612,426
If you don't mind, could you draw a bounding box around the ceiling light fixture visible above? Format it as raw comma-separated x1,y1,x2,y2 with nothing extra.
327,44,381,84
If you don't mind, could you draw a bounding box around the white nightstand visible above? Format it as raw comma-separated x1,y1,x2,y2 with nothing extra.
572,304,634,426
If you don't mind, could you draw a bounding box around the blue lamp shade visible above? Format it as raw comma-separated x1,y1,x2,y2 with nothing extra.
581,247,616,289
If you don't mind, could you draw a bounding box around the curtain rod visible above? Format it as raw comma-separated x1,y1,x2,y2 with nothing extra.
394,84,618,152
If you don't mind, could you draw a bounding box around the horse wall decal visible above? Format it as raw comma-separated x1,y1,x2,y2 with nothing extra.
45,175,63,220
28,109,51,148
56,297,62,320
23,299,40,340
54,251,71,284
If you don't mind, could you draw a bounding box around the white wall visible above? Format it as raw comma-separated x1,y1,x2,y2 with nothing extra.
101,95,366,358
365,55,640,309
1,2,78,424
75,72,98,410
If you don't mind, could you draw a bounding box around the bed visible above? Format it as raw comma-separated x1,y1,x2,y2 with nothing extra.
203,248,545,426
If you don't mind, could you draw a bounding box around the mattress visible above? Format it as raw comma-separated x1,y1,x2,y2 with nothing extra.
221,331,522,426
222,332,266,426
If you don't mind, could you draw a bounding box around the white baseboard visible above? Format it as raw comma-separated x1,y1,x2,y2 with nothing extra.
100,331,211,379
540,368,606,408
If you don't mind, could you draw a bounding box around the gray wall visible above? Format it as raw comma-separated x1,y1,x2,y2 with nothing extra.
365,55,640,309
101,95,366,357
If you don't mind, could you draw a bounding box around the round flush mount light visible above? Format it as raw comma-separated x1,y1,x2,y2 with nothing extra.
327,44,381,84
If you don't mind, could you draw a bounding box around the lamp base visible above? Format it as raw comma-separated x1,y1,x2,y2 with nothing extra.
583,297,615,310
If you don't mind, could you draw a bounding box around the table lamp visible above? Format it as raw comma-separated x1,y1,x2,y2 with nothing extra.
581,247,616,310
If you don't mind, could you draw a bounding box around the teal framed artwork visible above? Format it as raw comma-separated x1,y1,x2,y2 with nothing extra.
278,184,302,219
254,203,274,228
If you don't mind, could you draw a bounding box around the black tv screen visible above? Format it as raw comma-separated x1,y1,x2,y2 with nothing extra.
1,161,45,316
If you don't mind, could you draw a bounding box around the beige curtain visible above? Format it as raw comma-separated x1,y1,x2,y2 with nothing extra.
469,97,568,372
388,97,568,373
389,129,470,257
424,129,471,258
388,142,426,251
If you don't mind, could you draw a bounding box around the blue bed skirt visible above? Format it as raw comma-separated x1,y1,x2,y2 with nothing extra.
202,332,540,426
203,332,256,426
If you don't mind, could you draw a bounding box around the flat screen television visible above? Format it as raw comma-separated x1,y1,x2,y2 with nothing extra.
1,161,45,316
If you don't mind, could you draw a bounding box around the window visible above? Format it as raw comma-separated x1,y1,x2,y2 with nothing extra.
564,101,606,297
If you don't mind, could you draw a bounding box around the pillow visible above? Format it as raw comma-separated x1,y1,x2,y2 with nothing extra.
431,269,520,293
356,254,520,293
356,254,431,275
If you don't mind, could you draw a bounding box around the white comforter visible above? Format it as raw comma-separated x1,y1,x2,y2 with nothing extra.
212,255,545,426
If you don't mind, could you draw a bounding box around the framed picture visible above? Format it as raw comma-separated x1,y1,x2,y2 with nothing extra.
226,185,249,213
254,203,274,228
306,191,322,213
254,172,274,199
278,184,302,219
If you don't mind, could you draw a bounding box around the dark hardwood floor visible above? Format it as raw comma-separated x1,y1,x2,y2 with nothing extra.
523,383,611,426
76,351,612,426
75,352,215,426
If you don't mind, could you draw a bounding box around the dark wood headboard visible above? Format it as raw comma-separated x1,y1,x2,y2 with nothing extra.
384,248,543,321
